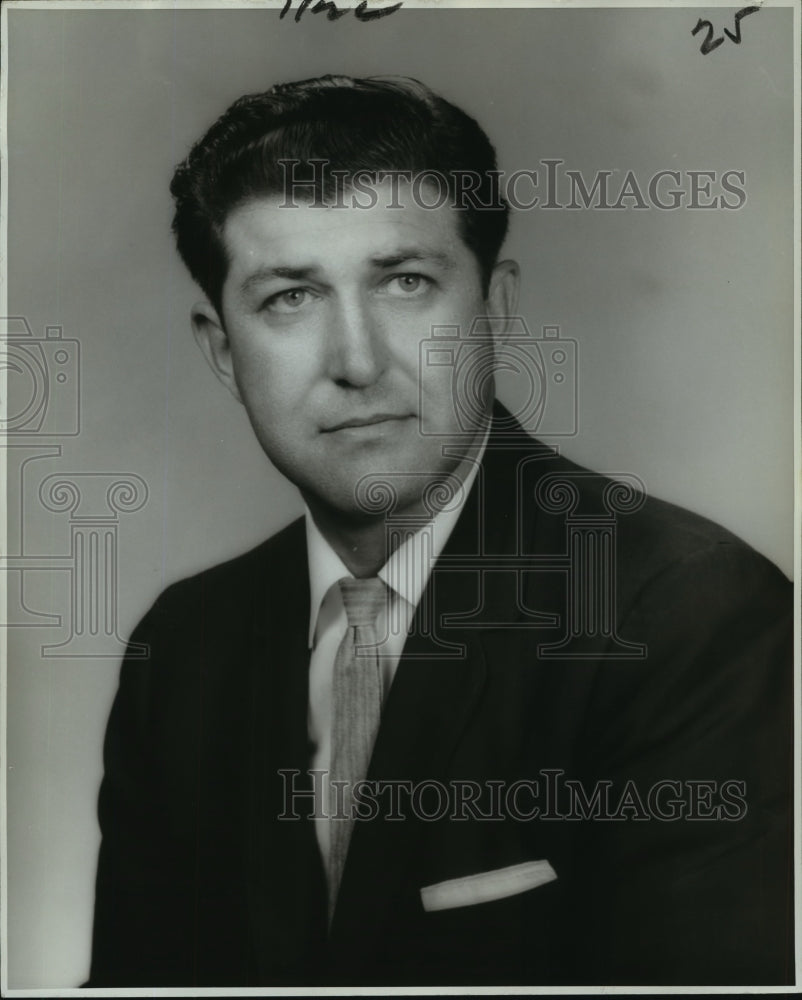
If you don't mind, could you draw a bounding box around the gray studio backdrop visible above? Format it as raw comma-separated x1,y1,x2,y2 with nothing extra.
4,4,795,988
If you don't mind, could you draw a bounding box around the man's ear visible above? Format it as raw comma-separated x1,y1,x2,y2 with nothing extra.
484,259,521,345
191,301,242,403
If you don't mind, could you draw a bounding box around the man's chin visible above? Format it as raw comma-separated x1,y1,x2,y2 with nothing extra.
303,463,467,525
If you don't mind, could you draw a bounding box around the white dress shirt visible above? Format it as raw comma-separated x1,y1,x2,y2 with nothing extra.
305,431,488,865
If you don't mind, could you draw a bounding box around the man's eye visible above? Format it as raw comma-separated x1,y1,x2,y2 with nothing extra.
263,288,313,313
385,274,432,296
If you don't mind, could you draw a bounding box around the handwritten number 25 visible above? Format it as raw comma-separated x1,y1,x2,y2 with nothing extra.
692,6,760,54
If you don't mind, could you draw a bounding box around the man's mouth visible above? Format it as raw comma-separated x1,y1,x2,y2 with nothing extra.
323,413,413,433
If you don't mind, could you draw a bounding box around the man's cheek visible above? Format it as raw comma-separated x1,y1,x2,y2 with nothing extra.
418,369,460,435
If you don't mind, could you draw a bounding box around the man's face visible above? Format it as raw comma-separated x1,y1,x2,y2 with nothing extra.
193,180,517,519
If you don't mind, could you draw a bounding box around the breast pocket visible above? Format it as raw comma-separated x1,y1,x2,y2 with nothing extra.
420,858,557,912
416,860,561,984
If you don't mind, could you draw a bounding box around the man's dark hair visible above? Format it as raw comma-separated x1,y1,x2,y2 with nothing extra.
170,75,510,316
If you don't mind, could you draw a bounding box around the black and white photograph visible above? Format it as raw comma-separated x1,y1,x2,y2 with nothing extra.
1,0,799,992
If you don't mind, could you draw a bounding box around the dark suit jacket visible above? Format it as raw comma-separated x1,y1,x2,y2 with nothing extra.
88,408,794,987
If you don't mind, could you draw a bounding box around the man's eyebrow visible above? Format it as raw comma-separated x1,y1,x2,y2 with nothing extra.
370,249,456,270
239,265,318,294
239,249,456,295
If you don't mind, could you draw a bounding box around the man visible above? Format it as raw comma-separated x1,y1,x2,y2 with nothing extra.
87,75,794,987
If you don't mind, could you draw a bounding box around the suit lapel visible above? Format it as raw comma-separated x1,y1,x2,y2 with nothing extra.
328,593,489,951
244,411,578,972
330,408,556,945
246,522,328,980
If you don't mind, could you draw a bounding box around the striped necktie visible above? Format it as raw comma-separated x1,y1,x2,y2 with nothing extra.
327,575,387,921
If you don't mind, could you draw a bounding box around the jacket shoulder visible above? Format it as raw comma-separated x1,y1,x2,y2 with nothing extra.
138,515,306,630
529,445,788,588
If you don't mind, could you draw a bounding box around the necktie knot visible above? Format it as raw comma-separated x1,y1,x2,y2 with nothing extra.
339,576,387,628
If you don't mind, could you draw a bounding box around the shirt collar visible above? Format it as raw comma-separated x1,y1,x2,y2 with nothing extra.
305,421,490,649
305,512,354,647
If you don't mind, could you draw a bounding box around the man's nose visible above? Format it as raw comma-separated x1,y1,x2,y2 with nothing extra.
326,297,386,388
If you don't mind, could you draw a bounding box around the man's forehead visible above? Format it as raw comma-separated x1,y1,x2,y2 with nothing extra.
222,184,467,269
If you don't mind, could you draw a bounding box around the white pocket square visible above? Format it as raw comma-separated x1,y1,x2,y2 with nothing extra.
420,859,558,913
